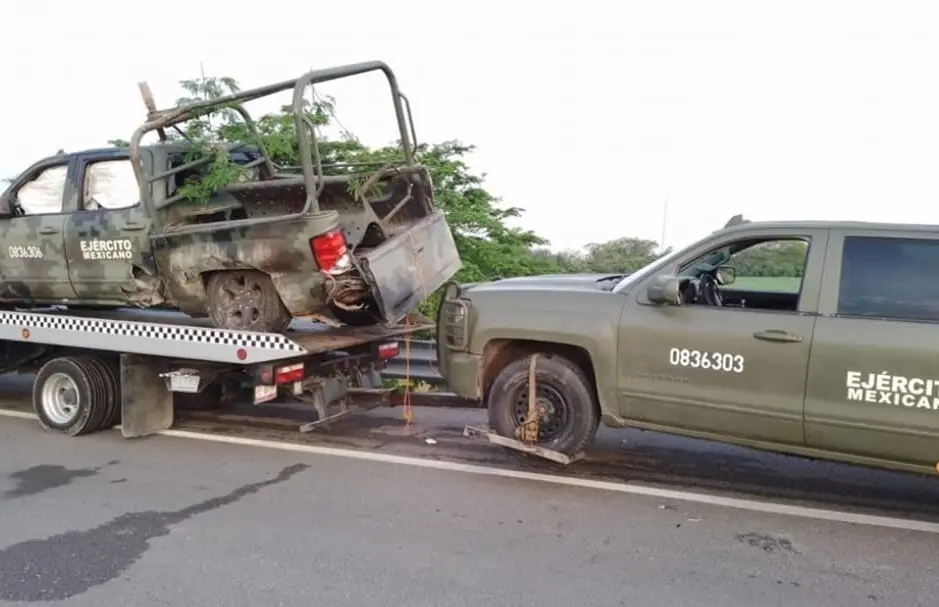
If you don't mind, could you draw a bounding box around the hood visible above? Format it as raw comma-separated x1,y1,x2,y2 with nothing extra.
463,272,626,294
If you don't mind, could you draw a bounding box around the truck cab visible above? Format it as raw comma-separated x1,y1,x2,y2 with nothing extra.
0,147,158,306
436,218,939,476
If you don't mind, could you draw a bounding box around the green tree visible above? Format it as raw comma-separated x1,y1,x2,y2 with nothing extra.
533,238,672,275
731,240,807,277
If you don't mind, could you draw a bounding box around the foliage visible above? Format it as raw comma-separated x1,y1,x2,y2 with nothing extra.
729,240,807,278
534,238,673,275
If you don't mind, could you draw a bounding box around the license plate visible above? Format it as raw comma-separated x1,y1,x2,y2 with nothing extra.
169,374,201,393
253,384,277,404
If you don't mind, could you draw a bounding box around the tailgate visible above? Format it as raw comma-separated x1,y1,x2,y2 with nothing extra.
357,210,461,326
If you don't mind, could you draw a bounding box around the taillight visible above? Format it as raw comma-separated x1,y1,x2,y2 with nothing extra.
274,363,304,384
377,341,399,360
311,229,352,274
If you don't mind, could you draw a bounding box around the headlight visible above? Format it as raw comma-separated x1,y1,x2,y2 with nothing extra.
441,299,469,350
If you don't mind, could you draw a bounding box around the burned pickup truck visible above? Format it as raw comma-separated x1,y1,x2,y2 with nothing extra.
0,61,461,333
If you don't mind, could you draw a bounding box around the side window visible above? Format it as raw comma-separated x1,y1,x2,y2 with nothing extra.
12,165,68,215
726,239,809,294
678,237,810,312
838,236,939,322
82,159,139,211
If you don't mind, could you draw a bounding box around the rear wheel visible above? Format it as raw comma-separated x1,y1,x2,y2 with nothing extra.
33,356,117,436
205,270,291,333
486,353,599,456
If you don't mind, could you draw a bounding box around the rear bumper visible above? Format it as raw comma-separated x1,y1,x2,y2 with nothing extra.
358,210,462,326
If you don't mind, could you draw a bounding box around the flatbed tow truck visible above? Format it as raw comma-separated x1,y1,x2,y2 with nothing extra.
0,305,422,439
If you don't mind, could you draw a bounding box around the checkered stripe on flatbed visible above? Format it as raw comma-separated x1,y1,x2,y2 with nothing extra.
0,311,306,353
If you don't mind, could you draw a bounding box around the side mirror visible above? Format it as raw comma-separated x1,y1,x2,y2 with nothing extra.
716,265,736,286
646,274,682,305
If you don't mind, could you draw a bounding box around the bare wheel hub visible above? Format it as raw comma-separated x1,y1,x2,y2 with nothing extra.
41,373,80,424
216,272,266,328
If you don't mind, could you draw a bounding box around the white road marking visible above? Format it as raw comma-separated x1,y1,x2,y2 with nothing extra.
2,407,938,534
0,410,38,420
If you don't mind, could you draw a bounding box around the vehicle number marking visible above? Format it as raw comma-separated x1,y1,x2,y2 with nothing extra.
8,245,43,259
669,347,744,373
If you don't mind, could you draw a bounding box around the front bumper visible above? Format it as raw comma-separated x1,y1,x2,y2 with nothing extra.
441,350,482,400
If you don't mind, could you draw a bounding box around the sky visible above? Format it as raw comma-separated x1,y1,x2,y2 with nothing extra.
1,0,937,253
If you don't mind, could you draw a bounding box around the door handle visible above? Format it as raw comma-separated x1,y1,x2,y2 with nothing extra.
39,227,59,235
753,329,803,343
121,223,146,231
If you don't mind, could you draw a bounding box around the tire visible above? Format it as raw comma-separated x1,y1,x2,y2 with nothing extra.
85,356,122,429
205,270,291,333
487,353,599,456
33,356,115,436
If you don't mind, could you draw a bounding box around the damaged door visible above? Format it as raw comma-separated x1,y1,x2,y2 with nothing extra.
65,151,160,305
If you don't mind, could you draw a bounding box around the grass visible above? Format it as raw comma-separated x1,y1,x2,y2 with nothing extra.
730,276,802,293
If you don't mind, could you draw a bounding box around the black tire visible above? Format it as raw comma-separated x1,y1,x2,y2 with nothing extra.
84,356,122,429
33,357,113,436
205,270,291,333
487,353,599,456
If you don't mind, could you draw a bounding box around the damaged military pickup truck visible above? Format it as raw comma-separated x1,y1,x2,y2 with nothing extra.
0,61,461,333
438,216,939,477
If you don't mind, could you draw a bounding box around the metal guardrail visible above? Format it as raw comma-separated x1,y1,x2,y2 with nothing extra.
382,339,444,387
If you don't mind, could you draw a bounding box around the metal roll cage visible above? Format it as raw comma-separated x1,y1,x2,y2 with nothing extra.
127,60,418,227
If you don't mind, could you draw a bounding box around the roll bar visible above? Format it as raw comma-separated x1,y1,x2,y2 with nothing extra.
128,60,417,221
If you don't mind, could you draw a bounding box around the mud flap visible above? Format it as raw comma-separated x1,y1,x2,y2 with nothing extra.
360,210,462,325
120,353,174,438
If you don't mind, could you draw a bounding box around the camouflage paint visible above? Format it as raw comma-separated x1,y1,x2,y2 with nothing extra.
0,61,461,328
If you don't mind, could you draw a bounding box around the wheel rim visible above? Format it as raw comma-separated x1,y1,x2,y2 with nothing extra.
513,383,570,443
41,373,80,425
216,272,266,328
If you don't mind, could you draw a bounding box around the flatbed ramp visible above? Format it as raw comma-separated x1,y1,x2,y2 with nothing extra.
0,307,427,364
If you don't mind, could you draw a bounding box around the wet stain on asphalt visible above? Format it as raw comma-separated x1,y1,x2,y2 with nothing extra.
735,532,800,555
0,463,309,602
2,461,120,500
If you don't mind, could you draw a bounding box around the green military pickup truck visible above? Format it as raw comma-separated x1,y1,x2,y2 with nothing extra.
436,216,939,476
0,61,460,333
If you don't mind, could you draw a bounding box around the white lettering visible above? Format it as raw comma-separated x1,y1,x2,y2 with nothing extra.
668,348,744,374
7,245,44,259
845,370,939,413
78,239,133,261
846,371,862,389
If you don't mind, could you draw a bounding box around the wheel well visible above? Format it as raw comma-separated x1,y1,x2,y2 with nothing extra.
479,339,599,409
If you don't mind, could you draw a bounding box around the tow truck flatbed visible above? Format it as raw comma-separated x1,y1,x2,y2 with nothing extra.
0,307,428,364
0,306,425,442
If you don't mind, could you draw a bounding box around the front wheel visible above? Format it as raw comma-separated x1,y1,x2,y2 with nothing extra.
487,353,599,456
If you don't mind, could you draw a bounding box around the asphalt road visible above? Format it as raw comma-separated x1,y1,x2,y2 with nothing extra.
2,413,939,607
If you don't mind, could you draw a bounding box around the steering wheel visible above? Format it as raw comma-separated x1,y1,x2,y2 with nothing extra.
699,273,723,307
